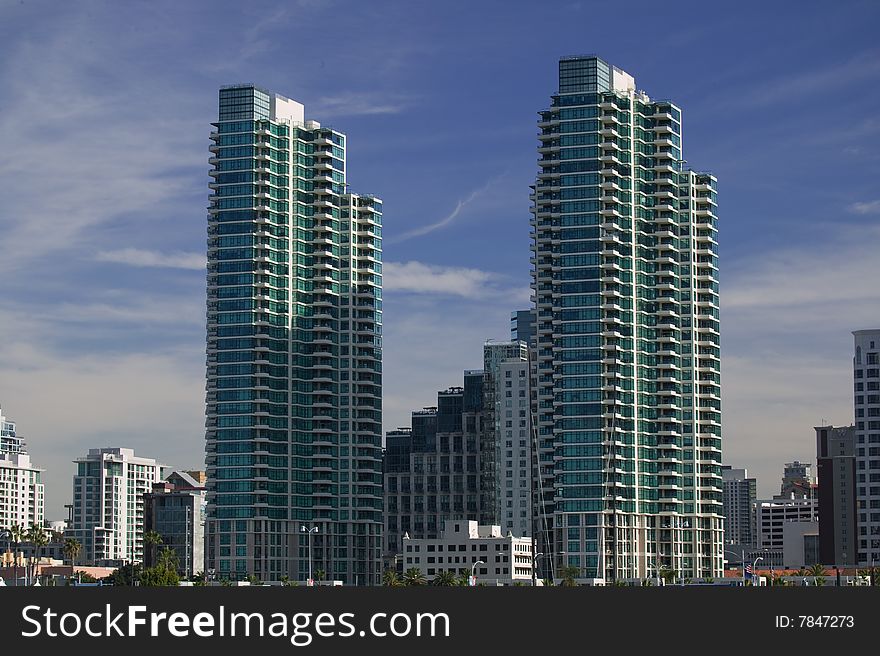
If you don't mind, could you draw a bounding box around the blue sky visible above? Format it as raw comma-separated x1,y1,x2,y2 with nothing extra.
1,0,879,517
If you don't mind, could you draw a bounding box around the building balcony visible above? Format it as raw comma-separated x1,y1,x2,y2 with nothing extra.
653,137,676,147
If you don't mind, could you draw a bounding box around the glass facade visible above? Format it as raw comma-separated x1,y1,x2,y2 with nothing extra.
205,85,383,584
530,57,723,580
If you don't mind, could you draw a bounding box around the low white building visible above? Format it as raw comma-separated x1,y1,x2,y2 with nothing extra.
754,495,819,568
402,520,532,585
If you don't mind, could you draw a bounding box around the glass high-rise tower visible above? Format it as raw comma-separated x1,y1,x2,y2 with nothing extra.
530,56,722,581
205,85,383,584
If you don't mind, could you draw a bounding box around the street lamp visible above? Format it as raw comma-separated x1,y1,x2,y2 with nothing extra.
300,525,318,585
0,529,17,587
532,552,544,587
650,558,663,587
724,549,745,583
470,560,485,586
752,556,764,587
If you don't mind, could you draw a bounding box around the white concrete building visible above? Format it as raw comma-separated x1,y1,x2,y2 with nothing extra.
755,496,819,568
722,466,756,549
0,405,44,530
402,520,533,585
781,520,820,570
483,340,533,539
67,448,162,566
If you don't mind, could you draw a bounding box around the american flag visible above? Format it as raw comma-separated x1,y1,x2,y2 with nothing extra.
744,563,753,577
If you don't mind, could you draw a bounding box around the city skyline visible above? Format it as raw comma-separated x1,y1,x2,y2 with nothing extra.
1,0,879,519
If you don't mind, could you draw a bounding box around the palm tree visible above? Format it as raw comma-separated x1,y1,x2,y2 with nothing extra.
143,531,163,568
381,569,401,587
27,524,50,585
559,565,581,587
806,564,828,577
432,570,458,586
402,567,427,586
658,566,677,585
7,523,26,587
770,573,787,586
157,547,179,573
314,569,326,582
62,538,82,569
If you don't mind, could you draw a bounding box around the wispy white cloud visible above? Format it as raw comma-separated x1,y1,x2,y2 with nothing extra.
385,260,527,301
724,224,880,311
849,200,880,215
0,9,205,275
95,248,206,270
388,176,504,243
311,91,415,117
708,48,880,112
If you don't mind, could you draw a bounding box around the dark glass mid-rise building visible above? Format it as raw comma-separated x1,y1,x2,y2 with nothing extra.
383,373,491,567
816,425,856,566
853,330,880,566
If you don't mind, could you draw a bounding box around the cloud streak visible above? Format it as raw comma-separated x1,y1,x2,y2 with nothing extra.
384,260,527,301
724,224,880,312
0,8,205,275
311,91,414,117
388,176,504,243
95,248,206,270
705,48,880,113
849,200,880,215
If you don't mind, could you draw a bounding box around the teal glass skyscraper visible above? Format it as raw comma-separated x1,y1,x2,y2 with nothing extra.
530,57,722,581
205,85,383,584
